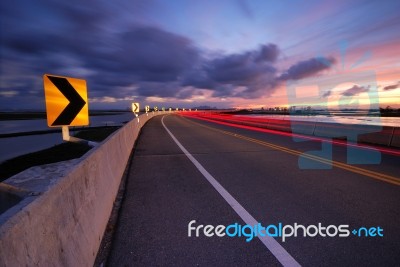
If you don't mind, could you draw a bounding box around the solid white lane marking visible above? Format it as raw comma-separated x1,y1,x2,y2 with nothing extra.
161,115,301,267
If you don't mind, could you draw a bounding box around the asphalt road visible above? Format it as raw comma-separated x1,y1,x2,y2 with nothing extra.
108,114,400,266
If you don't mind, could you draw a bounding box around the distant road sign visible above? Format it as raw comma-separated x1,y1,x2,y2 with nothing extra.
145,105,150,113
154,106,158,112
43,74,88,127
132,102,140,113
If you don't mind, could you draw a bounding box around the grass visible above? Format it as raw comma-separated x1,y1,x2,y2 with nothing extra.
0,127,120,182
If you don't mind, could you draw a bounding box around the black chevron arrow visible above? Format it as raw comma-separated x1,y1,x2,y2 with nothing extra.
47,75,86,126
133,103,139,112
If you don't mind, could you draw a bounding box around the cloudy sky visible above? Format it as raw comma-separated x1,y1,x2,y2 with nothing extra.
0,0,399,110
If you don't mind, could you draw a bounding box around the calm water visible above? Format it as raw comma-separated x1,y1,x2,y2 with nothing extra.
0,133,62,163
0,113,135,164
0,113,135,134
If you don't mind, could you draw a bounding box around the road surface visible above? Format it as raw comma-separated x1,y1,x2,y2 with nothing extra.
108,114,400,266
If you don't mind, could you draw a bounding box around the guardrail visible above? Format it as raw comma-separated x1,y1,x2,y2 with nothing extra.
0,112,166,266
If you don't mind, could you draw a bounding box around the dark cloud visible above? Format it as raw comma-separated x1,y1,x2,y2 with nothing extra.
383,82,400,91
279,57,336,81
88,26,199,83
182,44,280,98
182,45,333,99
0,0,336,109
0,0,199,105
341,85,369,96
206,53,275,83
255,44,279,63
322,90,332,98
135,82,181,98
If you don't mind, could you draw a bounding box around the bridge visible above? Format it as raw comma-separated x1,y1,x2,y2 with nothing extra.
1,112,399,266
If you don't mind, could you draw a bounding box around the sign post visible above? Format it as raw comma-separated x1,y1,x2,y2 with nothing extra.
132,102,140,114
43,74,96,146
131,102,140,122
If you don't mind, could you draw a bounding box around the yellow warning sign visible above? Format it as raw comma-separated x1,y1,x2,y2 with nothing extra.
43,74,89,127
132,102,140,113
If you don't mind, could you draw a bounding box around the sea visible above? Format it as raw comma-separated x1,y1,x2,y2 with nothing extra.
0,113,135,163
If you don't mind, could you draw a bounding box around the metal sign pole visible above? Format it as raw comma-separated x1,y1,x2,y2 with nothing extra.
62,126,71,141
61,126,97,147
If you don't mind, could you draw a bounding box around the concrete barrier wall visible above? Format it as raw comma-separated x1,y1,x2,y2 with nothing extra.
0,112,164,267
201,116,400,148
0,112,397,265
299,122,398,147
357,126,395,146
391,127,400,147
266,120,292,133
288,121,315,135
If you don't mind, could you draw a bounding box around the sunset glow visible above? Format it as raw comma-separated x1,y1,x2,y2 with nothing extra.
0,0,399,110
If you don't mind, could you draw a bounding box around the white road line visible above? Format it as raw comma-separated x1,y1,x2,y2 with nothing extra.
161,115,301,267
